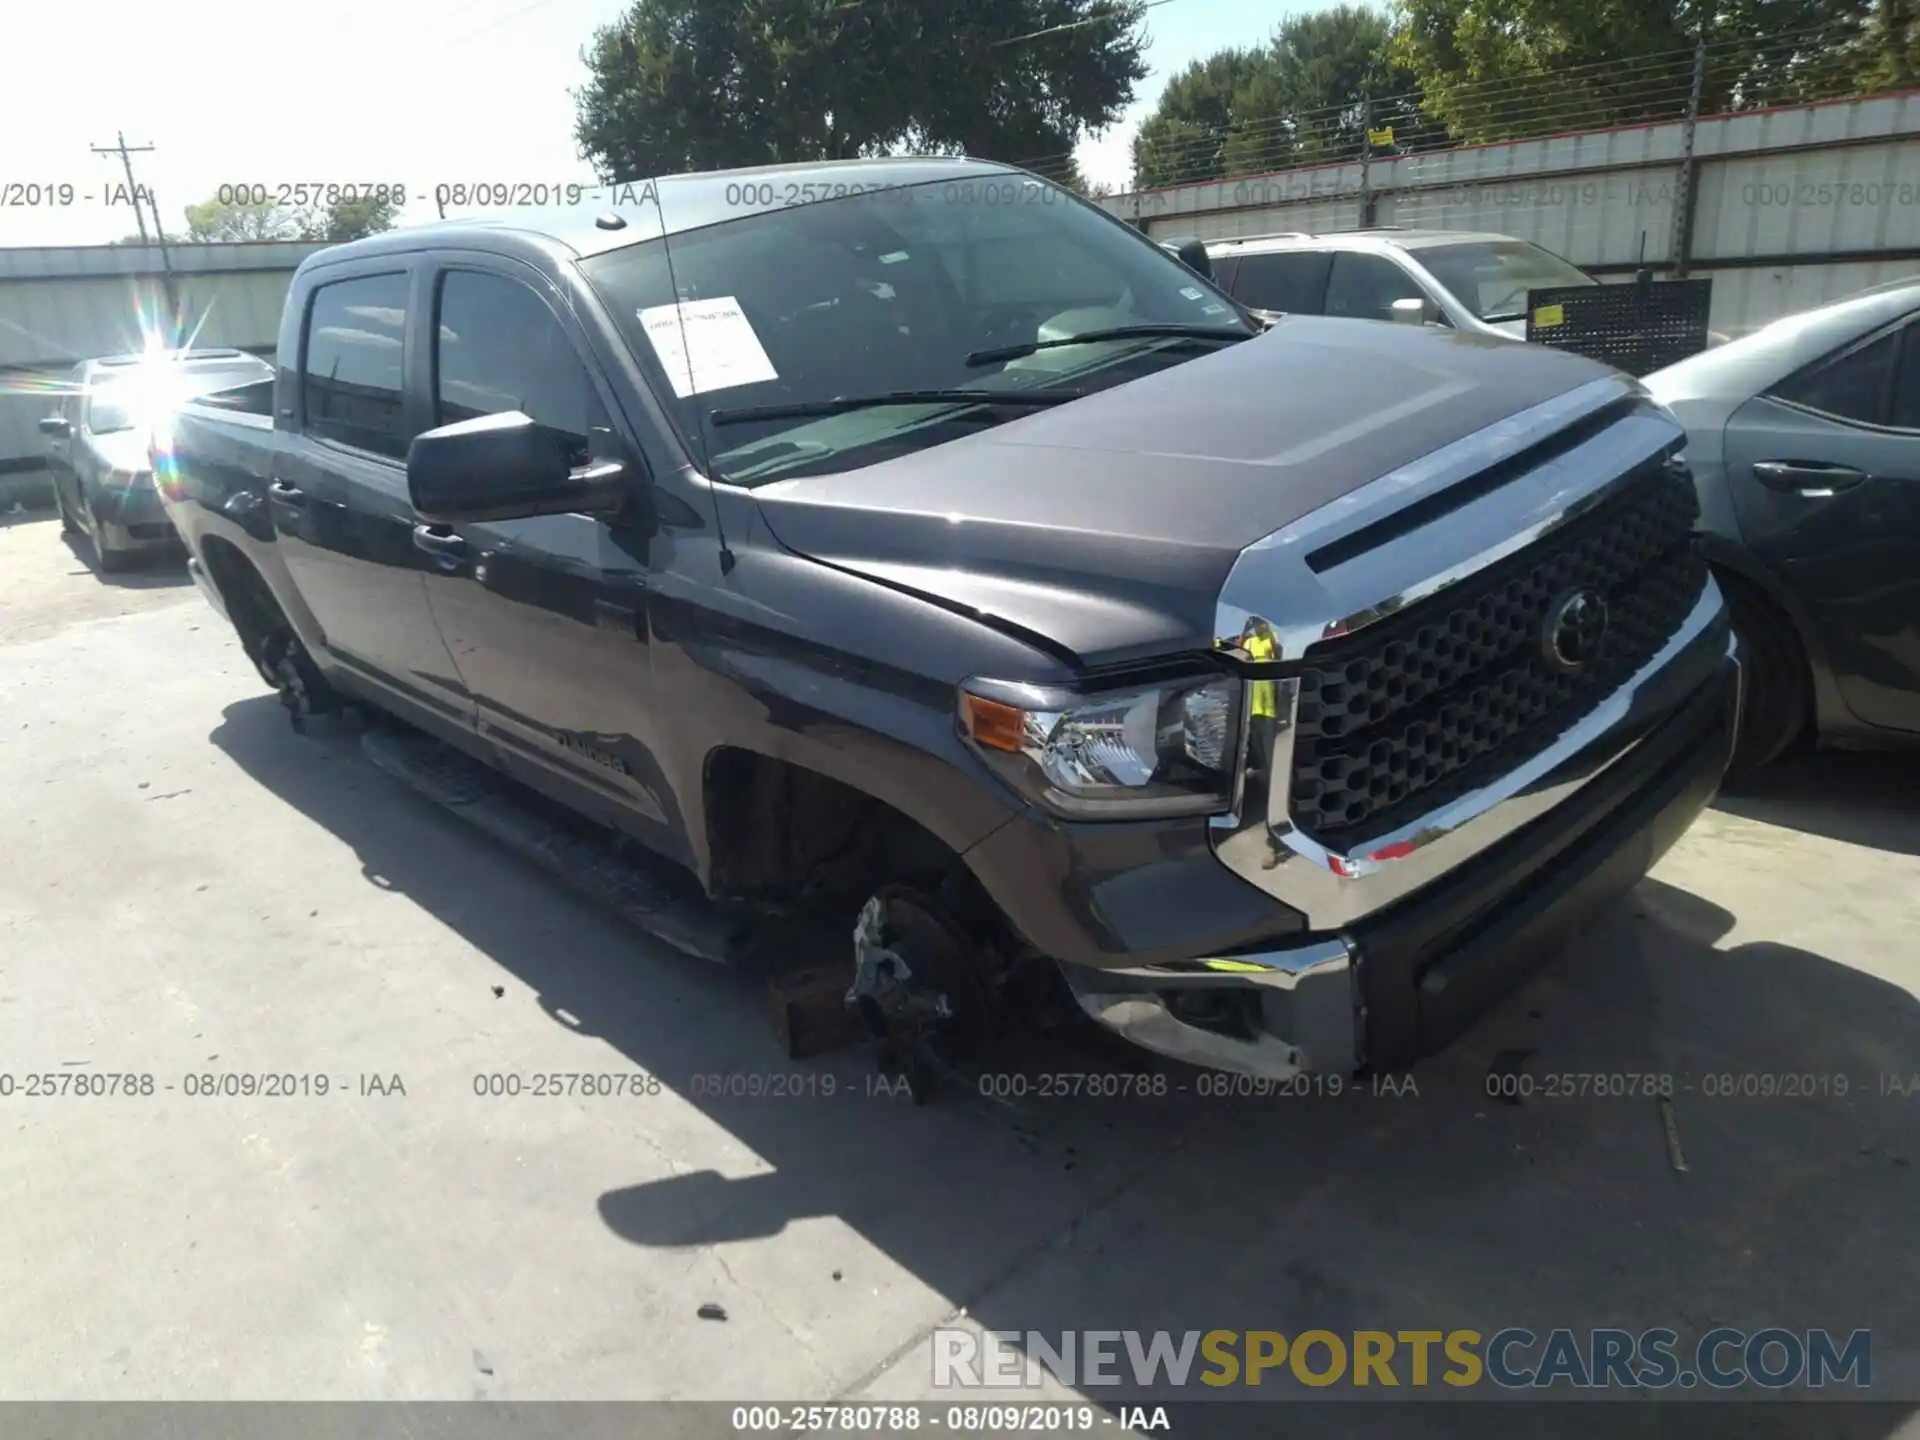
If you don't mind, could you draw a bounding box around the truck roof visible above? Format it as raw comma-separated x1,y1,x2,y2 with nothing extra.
317,155,1028,266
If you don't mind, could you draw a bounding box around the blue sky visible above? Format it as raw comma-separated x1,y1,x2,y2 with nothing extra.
1,0,1336,247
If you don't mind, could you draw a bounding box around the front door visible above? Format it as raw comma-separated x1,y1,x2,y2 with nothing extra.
411,258,680,852
268,265,473,731
1722,310,1920,734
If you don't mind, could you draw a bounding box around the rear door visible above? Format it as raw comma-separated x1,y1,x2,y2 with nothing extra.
413,256,678,849
1225,250,1332,316
1722,309,1920,734
268,264,474,732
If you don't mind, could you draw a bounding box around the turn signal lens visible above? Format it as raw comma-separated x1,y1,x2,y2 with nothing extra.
960,694,1028,753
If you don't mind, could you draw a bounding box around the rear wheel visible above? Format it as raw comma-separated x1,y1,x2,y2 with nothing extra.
1719,570,1810,780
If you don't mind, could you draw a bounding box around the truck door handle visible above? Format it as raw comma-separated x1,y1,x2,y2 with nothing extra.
412,525,470,562
1752,461,1866,495
268,480,307,506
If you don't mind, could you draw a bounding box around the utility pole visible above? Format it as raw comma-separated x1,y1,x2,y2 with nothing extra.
91,131,155,243
144,189,183,338
89,133,178,340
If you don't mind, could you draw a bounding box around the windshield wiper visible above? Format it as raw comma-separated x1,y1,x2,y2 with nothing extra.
708,388,1084,427
964,323,1254,368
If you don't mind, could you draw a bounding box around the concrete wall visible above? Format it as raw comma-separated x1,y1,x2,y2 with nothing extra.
1102,90,1920,340
0,241,328,498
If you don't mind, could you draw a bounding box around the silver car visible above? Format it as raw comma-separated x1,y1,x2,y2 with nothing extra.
38,348,273,572
1205,228,1599,337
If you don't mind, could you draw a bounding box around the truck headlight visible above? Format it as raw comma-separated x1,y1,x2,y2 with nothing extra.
958,672,1242,820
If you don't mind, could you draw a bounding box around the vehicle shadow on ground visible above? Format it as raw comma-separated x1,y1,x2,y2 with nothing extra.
1,500,59,530
1716,749,1920,856
208,695,1918,1427
57,528,192,589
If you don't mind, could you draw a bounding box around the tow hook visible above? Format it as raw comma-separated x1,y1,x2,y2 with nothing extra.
846,887,989,1105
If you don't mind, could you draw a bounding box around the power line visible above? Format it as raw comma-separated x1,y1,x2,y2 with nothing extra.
991,0,1182,49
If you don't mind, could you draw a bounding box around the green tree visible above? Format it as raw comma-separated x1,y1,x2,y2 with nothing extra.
1391,0,1884,145
322,193,398,242
573,0,1147,182
1130,8,1421,189
183,195,311,242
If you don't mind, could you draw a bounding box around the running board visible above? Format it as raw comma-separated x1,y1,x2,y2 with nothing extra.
360,726,765,967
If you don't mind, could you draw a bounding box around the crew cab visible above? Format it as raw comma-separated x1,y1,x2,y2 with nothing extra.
156,157,1742,1087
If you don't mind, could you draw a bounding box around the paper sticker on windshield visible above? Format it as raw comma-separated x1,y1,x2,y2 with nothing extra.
1202,303,1228,314
879,250,910,264
1533,303,1566,328
1180,286,1204,300
637,297,779,398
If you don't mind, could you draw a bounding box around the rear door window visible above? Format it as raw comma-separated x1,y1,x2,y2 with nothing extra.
1324,253,1429,322
1230,251,1331,314
303,272,411,459
1889,319,1920,431
1770,327,1903,427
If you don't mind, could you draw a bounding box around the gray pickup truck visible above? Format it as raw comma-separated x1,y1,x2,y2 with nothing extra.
156,156,1741,1092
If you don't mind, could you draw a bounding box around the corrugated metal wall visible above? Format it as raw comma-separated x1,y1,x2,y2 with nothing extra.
0,241,328,481
1105,91,1920,340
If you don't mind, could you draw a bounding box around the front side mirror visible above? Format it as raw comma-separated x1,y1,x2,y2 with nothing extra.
1390,296,1440,327
407,411,626,525
1159,236,1214,282
38,416,71,438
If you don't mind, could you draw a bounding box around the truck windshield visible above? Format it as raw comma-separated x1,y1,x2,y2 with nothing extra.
578,177,1253,484
1414,240,1595,322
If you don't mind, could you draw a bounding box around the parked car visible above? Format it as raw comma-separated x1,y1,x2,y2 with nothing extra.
156,157,1739,1091
39,348,274,571
1205,228,1598,338
1645,277,1920,775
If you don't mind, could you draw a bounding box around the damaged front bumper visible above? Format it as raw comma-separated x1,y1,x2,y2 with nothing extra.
1060,629,1742,1080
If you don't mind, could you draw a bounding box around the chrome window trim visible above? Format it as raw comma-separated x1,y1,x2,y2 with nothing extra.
1212,578,1732,928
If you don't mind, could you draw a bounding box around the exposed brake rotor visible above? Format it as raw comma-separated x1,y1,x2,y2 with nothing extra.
846,885,994,1104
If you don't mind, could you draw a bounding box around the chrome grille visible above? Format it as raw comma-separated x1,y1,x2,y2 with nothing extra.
1288,464,1705,842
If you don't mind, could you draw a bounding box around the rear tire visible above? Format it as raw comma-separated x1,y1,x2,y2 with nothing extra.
1719,570,1810,780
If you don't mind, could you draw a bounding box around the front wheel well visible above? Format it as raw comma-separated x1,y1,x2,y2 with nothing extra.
703,748,982,913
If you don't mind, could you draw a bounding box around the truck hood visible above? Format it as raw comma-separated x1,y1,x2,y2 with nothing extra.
751,316,1618,668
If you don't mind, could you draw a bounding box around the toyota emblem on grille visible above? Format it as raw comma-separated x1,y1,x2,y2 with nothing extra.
1542,588,1610,673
